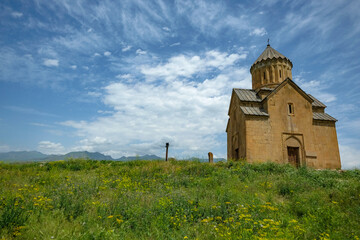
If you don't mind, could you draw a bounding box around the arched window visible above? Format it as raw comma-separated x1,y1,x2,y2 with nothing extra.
288,103,294,115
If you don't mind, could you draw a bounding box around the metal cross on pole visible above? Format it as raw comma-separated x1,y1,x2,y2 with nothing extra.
165,142,169,161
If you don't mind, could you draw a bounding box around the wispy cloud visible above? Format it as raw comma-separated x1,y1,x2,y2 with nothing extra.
294,74,336,103
162,27,171,32
30,122,53,128
250,27,267,36
4,106,58,118
116,74,132,79
0,48,64,88
170,42,181,47
122,46,132,52
136,49,147,55
11,11,23,18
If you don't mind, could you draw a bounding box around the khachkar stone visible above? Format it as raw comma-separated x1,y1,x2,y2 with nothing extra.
226,42,341,169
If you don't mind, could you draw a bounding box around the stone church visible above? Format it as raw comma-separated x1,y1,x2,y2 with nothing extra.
226,43,341,169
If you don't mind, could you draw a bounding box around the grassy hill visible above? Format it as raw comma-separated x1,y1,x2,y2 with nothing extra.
0,159,359,239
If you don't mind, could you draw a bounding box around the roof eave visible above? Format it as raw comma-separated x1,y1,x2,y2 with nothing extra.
250,58,293,72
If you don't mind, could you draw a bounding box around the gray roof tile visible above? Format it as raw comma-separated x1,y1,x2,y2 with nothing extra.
234,89,262,102
251,45,292,68
313,112,337,121
240,106,269,116
308,94,327,108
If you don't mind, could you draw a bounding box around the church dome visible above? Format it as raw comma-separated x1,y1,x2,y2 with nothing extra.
251,44,292,70
250,43,293,90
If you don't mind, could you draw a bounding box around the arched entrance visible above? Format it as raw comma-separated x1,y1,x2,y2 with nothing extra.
287,146,300,167
283,135,304,167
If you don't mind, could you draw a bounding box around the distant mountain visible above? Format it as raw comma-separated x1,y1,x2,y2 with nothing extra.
0,151,162,162
116,154,162,161
0,151,47,161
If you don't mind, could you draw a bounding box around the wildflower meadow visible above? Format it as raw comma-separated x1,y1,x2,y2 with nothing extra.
0,159,359,239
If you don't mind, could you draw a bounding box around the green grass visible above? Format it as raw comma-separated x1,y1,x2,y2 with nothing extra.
0,159,359,239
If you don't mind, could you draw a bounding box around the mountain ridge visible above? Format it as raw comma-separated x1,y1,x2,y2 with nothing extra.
0,151,162,162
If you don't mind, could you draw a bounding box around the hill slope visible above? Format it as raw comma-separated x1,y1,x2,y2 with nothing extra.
0,160,359,239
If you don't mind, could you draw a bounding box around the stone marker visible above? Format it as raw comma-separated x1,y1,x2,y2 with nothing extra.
208,152,213,163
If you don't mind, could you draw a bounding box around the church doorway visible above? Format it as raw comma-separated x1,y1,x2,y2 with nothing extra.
287,147,300,167
235,148,239,160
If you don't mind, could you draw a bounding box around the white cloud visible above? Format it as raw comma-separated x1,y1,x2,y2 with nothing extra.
94,53,101,57
162,27,171,32
170,42,181,47
104,51,111,56
61,50,250,158
136,49,147,55
43,59,59,67
141,50,245,81
38,141,65,154
97,110,114,114
115,74,133,82
339,145,360,169
116,74,132,79
122,46,132,52
70,65,77,69
11,12,23,18
250,27,267,36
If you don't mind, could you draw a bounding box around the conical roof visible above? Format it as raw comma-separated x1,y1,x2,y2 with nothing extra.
251,44,292,69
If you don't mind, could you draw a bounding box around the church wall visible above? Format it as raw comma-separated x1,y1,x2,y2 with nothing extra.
264,83,316,165
312,121,341,169
245,116,272,163
238,111,247,159
227,123,231,159
240,83,341,169
227,94,247,160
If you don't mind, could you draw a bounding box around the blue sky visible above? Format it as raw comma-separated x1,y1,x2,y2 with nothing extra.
0,0,359,168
